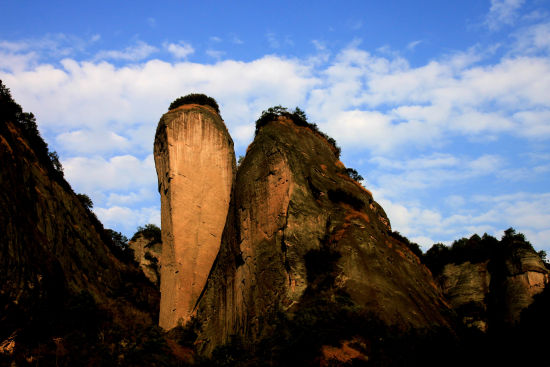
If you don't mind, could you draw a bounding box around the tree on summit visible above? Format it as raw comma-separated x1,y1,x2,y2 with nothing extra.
169,93,220,113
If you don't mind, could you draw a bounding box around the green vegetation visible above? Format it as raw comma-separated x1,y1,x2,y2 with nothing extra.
422,228,538,276
105,229,135,263
169,93,220,113
76,193,93,210
390,231,423,258
131,223,162,248
254,105,342,158
344,167,364,182
237,155,244,167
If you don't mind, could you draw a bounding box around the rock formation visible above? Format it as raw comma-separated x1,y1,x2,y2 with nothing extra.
501,246,549,323
128,233,162,286
437,245,548,330
154,104,236,329
439,261,491,331
193,115,452,354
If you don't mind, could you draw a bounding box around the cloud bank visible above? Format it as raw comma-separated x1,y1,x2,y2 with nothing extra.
1,18,550,249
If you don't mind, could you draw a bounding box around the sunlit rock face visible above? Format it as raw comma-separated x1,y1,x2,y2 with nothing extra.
195,117,451,353
154,104,235,329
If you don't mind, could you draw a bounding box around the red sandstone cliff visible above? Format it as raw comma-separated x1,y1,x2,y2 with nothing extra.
154,104,236,329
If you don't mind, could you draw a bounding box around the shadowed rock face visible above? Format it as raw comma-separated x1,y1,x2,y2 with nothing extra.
502,246,549,323
154,104,236,329
438,246,548,330
128,234,162,287
195,117,451,353
439,261,491,331
0,120,159,347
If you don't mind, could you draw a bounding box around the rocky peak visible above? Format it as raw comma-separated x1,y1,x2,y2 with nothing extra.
193,114,452,354
154,102,236,329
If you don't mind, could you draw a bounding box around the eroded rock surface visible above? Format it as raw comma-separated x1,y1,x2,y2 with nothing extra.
195,117,451,353
154,104,235,329
129,234,162,286
439,261,491,331
502,246,548,324
439,246,548,330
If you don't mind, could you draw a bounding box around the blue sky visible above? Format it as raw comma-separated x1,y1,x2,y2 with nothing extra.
1,0,550,251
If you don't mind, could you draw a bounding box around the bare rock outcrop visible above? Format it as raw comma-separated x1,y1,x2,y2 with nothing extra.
501,246,548,323
438,261,491,331
195,116,451,353
154,104,235,329
128,234,162,286
438,245,548,330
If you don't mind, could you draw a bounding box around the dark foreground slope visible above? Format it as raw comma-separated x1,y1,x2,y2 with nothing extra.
0,83,168,366
194,113,454,365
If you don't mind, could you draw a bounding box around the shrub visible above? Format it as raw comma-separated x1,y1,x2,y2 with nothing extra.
390,231,423,258
169,93,220,113
344,167,364,182
106,229,135,263
131,224,162,247
76,193,93,210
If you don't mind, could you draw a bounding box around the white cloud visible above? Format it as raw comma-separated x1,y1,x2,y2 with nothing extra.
407,40,423,51
164,41,194,59
376,192,550,251
1,55,318,153
206,49,225,60
62,154,156,193
106,188,158,206
95,205,160,234
2,35,550,245
368,153,504,200
512,22,550,54
56,129,131,154
0,51,37,72
486,0,526,30
95,41,158,61
0,34,98,71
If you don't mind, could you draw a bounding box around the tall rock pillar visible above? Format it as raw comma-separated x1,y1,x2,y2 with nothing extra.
154,103,235,329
